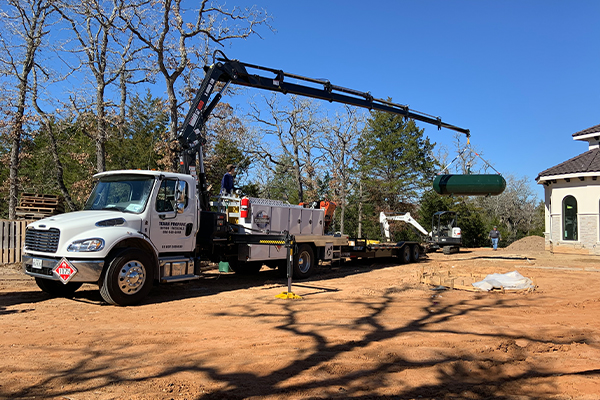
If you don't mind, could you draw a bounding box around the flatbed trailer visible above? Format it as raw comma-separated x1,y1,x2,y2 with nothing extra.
341,238,423,264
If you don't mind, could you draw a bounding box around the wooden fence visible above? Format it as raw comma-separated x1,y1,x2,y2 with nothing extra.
1,220,30,264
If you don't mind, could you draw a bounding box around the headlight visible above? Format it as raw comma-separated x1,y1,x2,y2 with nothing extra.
67,238,105,252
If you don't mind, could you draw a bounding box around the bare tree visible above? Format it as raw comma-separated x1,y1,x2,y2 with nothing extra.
248,95,324,203
117,48,152,137
54,0,143,173
318,105,365,233
30,69,78,211
119,0,272,169
438,132,497,175
0,0,55,219
202,102,250,192
474,174,540,242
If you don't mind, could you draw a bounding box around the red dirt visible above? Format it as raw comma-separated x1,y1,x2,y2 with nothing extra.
2,239,600,399
505,235,545,252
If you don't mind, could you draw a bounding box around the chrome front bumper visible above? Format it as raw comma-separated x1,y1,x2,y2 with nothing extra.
22,254,104,283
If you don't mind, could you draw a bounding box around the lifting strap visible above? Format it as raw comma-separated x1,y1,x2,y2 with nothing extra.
438,141,501,176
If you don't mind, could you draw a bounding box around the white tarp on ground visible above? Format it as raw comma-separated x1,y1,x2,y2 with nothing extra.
472,270,534,291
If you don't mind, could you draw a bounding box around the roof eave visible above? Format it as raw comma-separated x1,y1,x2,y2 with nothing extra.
536,171,600,183
573,132,600,141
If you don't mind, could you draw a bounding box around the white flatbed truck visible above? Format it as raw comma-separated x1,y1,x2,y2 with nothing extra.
22,53,470,305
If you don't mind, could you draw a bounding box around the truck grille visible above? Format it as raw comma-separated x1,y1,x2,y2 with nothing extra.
25,228,60,253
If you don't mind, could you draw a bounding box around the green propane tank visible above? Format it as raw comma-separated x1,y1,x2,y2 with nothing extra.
433,174,506,196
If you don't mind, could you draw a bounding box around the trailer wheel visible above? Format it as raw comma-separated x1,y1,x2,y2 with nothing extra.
35,278,82,298
294,244,315,279
410,245,421,263
398,245,411,264
100,249,154,306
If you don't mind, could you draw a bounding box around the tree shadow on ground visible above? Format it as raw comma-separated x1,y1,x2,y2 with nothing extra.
450,255,535,262
126,258,421,305
4,283,598,400
0,257,408,308
0,290,50,311
187,290,595,399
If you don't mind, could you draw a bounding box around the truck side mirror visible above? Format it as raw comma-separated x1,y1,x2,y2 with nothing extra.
175,180,186,214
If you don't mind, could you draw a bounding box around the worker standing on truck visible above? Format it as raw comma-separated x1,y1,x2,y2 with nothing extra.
489,226,501,250
220,164,236,195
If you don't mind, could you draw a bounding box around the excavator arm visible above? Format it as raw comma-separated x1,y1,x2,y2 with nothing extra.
379,211,430,242
178,51,471,209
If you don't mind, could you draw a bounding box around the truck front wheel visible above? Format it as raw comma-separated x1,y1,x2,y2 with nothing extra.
100,249,154,306
294,244,315,279
35,277,82,298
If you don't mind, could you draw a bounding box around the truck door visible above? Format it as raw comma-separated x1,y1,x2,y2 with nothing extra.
148,178,196,253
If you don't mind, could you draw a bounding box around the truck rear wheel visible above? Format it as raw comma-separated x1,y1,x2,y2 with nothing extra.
398,245,411,264
100,249,154,306
35,277,82,298
294,244,315,279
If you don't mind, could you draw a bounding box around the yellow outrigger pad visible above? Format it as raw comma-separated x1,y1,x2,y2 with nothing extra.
275,291,303,300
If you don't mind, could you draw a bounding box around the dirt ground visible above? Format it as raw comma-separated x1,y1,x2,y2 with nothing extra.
2,237,600,400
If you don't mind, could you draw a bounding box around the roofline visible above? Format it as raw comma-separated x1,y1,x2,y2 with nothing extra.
536,171,600,182
573,132,600,141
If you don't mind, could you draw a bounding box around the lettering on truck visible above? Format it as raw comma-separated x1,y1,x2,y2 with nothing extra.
159,221,186,235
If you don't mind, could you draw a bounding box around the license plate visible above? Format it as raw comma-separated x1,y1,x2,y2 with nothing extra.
32,258,43,269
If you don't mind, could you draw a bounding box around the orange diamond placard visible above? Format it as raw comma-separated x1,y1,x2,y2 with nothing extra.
53,258,78,284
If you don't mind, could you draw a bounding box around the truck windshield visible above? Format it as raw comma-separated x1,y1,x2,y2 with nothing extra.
84,175,156,214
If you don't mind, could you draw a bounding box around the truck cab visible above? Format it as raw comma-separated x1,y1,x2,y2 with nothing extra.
23,170,204,305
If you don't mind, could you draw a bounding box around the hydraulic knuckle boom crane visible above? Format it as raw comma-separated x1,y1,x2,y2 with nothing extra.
178,50,471,210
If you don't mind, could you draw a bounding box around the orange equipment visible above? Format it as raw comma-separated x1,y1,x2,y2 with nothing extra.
320,201,336,232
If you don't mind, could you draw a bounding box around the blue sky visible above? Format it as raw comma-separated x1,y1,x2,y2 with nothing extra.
221,0,600,199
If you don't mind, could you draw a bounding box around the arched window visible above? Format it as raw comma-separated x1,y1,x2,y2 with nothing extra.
563,195,577,241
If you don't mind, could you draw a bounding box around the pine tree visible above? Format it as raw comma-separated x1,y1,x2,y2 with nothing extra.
356,108,436,232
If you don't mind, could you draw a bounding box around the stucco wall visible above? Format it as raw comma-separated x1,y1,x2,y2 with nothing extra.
543,178,600,255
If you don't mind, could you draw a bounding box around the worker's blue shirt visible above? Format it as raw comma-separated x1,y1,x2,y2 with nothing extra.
221,173,234,193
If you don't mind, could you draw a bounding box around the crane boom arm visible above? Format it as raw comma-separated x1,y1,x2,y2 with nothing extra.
179,51,470,209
